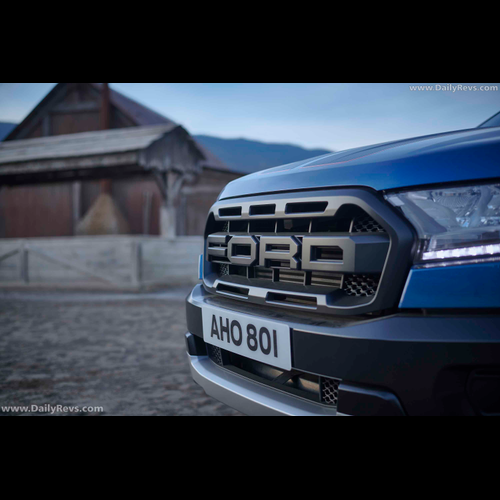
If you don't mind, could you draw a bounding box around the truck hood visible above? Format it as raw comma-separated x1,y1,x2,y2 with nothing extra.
219,127,500,200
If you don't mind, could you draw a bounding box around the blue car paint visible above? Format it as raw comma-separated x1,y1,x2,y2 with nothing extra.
219,127,500,200
400,262,500,309
220,126,500,309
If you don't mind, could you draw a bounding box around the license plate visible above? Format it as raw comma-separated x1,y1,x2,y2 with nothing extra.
202,305,292,371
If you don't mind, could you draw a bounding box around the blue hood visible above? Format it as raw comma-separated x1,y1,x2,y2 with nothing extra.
219,127,500,200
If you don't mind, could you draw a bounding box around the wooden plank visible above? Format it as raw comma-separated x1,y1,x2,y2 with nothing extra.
0,248,18,263
72,181,81,234
42,115,51,137
19,242,29,283
52,102,100,113
131,241,142,286
142,191,152,235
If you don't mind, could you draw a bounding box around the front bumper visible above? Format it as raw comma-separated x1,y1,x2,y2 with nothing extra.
188,353,345,416
186,284,500,416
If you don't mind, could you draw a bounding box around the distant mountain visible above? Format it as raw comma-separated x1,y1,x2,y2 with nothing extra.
0,122,16,141
194,135,332,174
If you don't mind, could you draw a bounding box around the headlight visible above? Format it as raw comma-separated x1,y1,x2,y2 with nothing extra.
385,183,500,264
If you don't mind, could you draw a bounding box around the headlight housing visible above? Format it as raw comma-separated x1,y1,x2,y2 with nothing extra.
385,183,500,264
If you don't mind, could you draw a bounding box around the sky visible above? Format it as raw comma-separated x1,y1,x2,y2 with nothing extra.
1,83,499,151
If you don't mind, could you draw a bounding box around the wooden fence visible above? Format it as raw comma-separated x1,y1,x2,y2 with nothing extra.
0,236,203,290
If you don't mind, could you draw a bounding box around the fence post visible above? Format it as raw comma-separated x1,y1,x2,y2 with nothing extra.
131,240,142,288
19,241,29,284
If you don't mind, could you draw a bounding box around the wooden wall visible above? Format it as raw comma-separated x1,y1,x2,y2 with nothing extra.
0,183,74,238
0,174,163,239
80,175,163,236
0,168,240,238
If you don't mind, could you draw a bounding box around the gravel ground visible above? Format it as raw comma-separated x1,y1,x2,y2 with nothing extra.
0,289,241,416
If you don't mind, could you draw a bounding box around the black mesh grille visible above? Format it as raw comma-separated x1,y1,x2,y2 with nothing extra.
352,215,385,233
219,263,230,276
321,377,340,406
208,345,223,366
344,274,379,297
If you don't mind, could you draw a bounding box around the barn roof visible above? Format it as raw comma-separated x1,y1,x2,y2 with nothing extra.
0,124,234,180
89,83,178,128
4,83,231,172
0,124,177,165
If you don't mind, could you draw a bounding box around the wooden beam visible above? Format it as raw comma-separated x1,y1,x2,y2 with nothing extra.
0,151,140,176
100,83,110,130
19,242,28,284
0,248,18,263
131,241,142,287
142,192,152,235
152,171,167,198
42,115,51,136
72,181,81,235
52,102,100,113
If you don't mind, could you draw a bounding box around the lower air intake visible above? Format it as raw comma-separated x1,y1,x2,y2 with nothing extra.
208,345,223,366
321,377,340,406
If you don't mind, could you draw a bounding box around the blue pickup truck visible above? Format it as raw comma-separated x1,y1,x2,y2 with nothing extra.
185,111,500,416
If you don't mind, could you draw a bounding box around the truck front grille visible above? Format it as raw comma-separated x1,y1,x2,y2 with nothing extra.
203,189,414,315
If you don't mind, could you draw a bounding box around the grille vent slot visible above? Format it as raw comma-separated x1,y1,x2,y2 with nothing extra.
250,204,276,216
254,267,272,280
217,283,249,298
267,292,317,309
219,207,242,217
285,201,328,214
278,269,305,284
310,271,343,288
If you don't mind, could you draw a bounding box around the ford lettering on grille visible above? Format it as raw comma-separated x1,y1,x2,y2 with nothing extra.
207,234,389,273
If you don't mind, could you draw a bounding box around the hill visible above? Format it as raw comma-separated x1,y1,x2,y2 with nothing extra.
194,135,331,173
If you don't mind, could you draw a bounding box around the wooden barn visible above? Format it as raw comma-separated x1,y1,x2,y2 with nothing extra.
0,83,240,239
